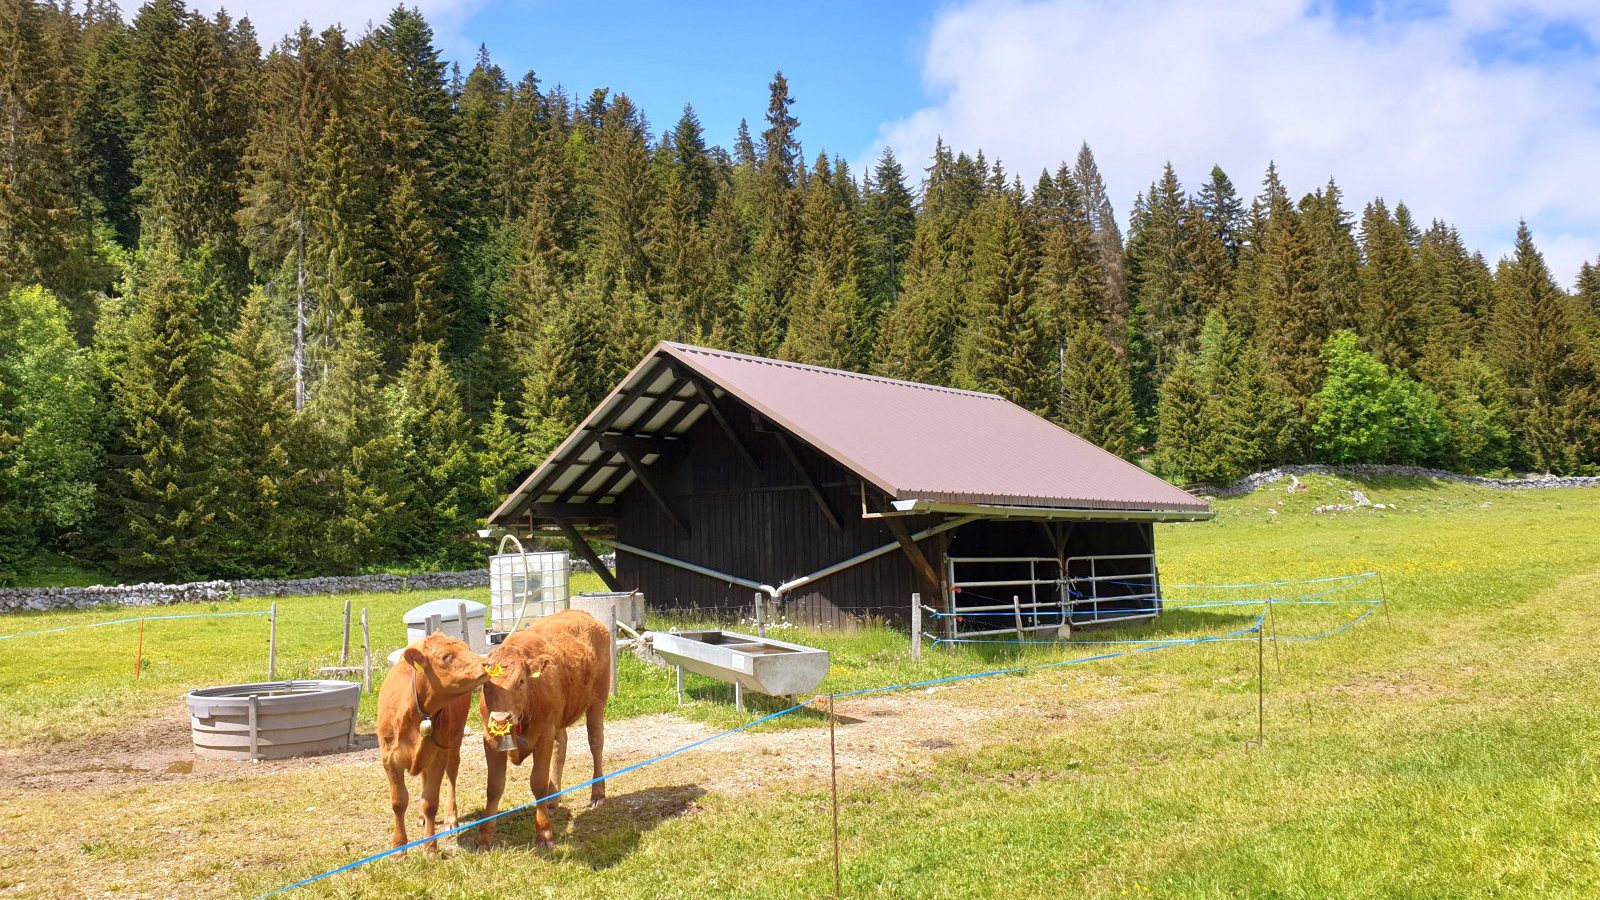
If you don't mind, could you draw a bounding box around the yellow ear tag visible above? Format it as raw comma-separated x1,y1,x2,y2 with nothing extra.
412,661,423,671
485,663,504,677
531,670,541,679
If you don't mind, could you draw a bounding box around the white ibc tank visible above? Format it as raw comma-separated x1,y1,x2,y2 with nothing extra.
489,550,570,631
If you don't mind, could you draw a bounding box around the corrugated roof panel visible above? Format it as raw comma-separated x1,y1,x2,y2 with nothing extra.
662,343,1206,513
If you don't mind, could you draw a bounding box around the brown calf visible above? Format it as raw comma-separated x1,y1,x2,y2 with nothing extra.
477,609,611,850
376,631,495,856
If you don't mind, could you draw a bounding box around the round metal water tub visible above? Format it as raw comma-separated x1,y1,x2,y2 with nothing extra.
185,680,359,760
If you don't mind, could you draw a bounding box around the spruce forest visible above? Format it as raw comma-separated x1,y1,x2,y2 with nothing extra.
2,0,1598,585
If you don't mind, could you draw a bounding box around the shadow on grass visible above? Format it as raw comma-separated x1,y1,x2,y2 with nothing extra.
469,784,707,869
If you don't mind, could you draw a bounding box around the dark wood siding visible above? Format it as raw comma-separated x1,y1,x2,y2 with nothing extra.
613,405,940,627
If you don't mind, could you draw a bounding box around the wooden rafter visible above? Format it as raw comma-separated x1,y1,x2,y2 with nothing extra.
552,384,687,505
676,367,761,475
617,446,690,538
553,518,620,591
772,430,843,532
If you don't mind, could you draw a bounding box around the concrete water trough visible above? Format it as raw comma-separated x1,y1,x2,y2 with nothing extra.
648,629,830,711
185,680,360,760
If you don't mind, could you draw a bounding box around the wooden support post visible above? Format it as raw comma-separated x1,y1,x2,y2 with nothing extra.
1012,594,1025,643
554,517,620,591
879,509,942,595
911,593,922,661
341,600,351,665
755,592,766,638
361,609,372,693
457,601,470,645
268,603,278,681
135,616,145,678
675,665,683,705
617,446,690,538
829,693,841,898
734,681,744,714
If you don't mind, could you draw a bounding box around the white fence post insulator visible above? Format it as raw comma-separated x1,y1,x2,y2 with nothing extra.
911,592,922,661
361,608,372,693
341,599,351,665
268,602,278,680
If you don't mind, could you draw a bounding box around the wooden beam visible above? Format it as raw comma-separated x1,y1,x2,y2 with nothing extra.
882,512,942,594
617,446,690,539
677,367,761,475
597,432,688,461
528,502,620,520
553,517,620,591
772,430,843,532
552,381,689,505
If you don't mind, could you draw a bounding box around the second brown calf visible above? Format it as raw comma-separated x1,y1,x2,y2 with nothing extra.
477,609,611,850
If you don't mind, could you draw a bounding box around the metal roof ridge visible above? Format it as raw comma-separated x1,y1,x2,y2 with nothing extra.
661,341,1008,401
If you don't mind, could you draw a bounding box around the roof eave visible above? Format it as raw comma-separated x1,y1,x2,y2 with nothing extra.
879,499,1214,523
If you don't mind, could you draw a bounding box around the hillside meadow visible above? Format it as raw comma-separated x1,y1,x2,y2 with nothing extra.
1,474,1597,898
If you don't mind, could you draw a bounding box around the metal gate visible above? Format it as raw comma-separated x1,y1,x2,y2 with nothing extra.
942,553,1162,641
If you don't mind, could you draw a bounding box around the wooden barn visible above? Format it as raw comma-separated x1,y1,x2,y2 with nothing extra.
489,343,1213,636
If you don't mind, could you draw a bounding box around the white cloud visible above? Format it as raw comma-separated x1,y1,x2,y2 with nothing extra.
870,0,1600,287
187,0,485,58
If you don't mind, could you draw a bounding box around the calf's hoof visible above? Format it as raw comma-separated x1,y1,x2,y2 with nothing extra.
537,835,554,852
588,796,605,811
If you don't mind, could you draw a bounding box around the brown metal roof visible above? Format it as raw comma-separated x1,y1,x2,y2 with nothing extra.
489,342,1210,525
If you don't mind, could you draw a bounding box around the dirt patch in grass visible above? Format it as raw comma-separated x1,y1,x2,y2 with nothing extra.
1325,678,1453,699
0,707,382,793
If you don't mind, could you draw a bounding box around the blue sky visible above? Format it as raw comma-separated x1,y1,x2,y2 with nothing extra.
202,0,1600,286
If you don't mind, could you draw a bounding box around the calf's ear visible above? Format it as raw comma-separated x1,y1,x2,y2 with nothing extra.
532,655,554,679
402,645,426,669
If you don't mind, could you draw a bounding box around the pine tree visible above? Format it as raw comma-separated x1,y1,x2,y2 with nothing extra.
238,24,349,407
0,0,89,291
783,153,872,370
1487,223,1598,472
517,280,618,460
873,224,961,385
206,288,313,575
1033,163,1108,349
475,396,528,511
1058,321,1137,457
111,242,216,578
1358,198,1421,369
1197,165,1245,261
1155,352,1215,482
134,8,256,316
1251,181,1323,456
1073,143,1128,337
1300,181,1361,335
589,93,657,293
395,341,478,564
861,147,917,310
308,311,409,571
956,187,1050,412
737,72,803,354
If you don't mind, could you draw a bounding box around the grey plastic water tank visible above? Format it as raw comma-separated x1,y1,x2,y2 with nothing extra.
185,680,359,760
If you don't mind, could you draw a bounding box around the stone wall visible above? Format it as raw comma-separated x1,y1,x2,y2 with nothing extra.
0,570,490,614
1206,464,1600,499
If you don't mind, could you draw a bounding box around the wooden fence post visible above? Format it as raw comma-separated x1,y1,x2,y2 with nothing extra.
911,592,922,661
361,608,372,693
341,599,351,665
268,602,278,680
1012,594,1025,643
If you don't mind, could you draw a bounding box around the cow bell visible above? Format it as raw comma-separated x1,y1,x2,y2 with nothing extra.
419,717,435,739
495,732,517,752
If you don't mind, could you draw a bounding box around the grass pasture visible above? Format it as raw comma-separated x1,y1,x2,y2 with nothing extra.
3,474,1599,898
